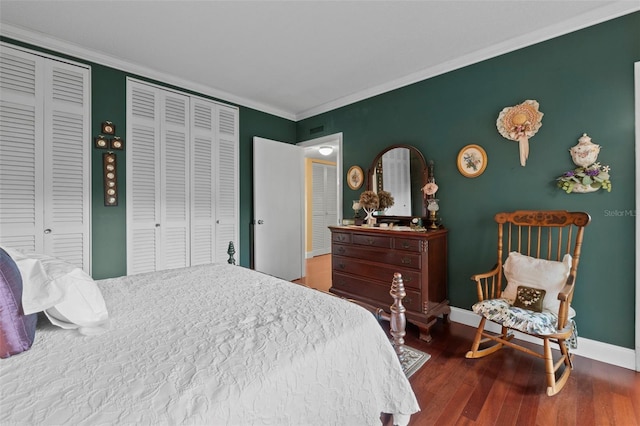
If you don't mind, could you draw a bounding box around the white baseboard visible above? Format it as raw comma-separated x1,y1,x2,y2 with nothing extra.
450,307,637,371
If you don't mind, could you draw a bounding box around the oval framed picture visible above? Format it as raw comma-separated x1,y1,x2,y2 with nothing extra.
347,165,364,190
457,144,487,178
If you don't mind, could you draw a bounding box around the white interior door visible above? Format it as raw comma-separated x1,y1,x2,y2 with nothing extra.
253,137,304,280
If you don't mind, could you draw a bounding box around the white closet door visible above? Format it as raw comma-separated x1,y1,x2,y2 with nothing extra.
325,163,338,231
0,45,90,272
42,59,91,270
190,100,216,265
311,162,337,256
311,163,327,255
214,106,238,263
190,100,238,265
128,79,238,273
127,82,161,274
160,93,190,270
0,47,44,253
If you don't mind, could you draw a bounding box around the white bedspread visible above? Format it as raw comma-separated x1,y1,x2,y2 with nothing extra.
1,263,419,425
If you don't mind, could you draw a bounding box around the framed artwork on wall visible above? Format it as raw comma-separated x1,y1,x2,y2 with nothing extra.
347,165,364,190
457,144,487,178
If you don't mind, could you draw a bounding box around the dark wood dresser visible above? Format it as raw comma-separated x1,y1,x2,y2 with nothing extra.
329,225,449,342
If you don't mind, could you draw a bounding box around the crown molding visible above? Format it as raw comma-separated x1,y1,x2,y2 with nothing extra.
295,2,640,121
1,1,637,123
0,23,297,121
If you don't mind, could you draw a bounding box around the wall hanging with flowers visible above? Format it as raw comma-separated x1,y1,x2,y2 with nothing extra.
556,133,611,193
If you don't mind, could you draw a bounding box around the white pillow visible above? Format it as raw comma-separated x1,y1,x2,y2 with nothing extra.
502,251,573,316
3,247,109,333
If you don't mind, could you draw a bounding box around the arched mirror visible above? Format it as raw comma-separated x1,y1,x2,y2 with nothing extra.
367,144,427,218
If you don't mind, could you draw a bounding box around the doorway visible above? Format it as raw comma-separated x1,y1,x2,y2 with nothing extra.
297,133,343,259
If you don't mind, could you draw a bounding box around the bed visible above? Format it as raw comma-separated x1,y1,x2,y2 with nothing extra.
0,249,419,425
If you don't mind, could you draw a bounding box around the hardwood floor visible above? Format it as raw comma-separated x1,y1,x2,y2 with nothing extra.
292,253,332,292
297,254,640,426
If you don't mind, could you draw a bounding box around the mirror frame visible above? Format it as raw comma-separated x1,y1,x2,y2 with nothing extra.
366,144,427,218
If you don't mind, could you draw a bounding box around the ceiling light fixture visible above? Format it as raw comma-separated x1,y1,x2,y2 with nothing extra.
318,146,333,156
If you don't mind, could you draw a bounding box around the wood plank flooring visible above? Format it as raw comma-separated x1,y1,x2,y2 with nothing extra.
298,254,640,426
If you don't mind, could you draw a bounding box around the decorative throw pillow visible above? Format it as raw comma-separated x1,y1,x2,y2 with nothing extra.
502,251,573,316
0,247,38,358
513,285,546,312
3,248,109,334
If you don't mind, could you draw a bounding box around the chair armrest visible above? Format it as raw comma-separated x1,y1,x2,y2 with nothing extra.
556,276,575,328
470,265,502,301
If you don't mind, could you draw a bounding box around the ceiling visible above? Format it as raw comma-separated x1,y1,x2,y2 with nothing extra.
1,1,638,121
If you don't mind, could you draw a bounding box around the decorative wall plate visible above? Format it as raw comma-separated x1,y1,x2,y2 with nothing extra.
457,144,487,178
101,121,115,135
347,165,364,190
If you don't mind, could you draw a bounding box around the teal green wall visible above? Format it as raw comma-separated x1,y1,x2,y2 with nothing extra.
2,12,637,348
297,12,639,348
1,36,296,276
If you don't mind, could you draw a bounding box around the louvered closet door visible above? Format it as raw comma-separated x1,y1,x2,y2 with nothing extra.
214,106,238,262
190,100,238,265
0,45,90,272
127,81,190,274
311,162,336,256
0,47,45,253
190,100,216,265
42,60,91,270
127,83,161,274
160,93,190,269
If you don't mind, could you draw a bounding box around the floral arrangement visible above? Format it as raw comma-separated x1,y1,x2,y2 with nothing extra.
556,162,611,193
377,191,394,210
359,191,379,210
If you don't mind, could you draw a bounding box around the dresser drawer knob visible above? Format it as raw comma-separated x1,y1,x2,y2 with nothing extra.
401,242,410,249
401,256,411,264
367,238,375,245
337,247,345,254
338,263,345,269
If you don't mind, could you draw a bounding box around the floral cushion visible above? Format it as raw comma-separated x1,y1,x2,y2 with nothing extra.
473,298,567,335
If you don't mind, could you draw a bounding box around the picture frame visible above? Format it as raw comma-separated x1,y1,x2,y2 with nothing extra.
457,144,487,178
347,165,364,190
101,121,115,135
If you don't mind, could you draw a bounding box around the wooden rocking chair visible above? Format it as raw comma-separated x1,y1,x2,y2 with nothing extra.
465,210,590,396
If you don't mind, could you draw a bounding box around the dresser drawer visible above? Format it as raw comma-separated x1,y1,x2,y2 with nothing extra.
394,237,423,252
332,272,422,312
352,233,393,249
332,232,352,244
332,255,421,290
332,244,422,270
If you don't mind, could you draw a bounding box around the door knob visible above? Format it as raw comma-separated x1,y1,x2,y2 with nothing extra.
44,229,52,234
257,220,264,225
